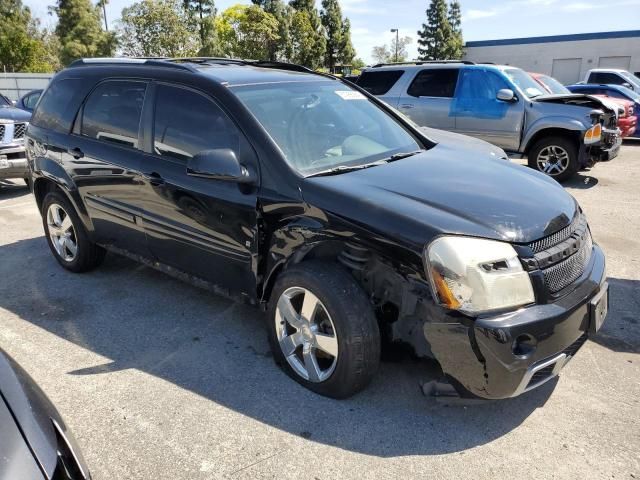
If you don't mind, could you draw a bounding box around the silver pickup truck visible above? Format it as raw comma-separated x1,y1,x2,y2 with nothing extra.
0,93,31,186
357,62,621,181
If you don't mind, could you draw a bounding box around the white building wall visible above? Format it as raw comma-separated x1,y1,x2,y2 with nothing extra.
0,73,54,101
463,36,640,84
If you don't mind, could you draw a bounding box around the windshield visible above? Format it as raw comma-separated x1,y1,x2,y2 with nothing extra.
620,71,640,89
0,94,11,107
232,80,421,176
503,68,545,98
537,75,570,95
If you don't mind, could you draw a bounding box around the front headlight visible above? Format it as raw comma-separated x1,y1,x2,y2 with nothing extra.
425,236,535,315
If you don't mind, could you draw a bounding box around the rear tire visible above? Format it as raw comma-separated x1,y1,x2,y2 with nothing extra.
41,191,106,273
267,260,380,399
528,136,579,182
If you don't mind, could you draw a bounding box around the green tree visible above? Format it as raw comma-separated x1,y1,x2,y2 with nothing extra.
251,0,290,61
351,57,366,70
0,0,57,72
417,0,453,60
320,0,343,71
447,0,463,59
182,0,218,54
289,0,325,69
339,18,355,65
118,0,198,57
216,4,279,60
372,35,412,64
53,0,116,66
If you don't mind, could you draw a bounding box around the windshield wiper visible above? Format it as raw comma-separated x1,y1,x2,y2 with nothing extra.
306,162,384,178
383,150,423,162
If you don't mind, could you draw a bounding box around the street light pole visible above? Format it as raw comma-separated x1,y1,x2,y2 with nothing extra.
390,29,399,62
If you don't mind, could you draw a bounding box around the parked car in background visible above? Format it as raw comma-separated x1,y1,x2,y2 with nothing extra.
27,57,608,401
0,93,31,186
583,68,640,92
567,83,640,139
16,89,43,113
357,62,621,181
530,73,636,138
0,347,91,479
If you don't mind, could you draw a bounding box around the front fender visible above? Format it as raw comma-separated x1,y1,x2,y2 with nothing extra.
522,117,586,150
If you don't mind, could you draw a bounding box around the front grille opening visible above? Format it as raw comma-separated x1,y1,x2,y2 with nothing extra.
13,123,27,139
527,364,555,388
543,234,593,293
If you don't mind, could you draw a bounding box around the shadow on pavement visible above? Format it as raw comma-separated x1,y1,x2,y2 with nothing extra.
0,236,565,457
0,180,30,200
563,171,599,189
590,278,640,354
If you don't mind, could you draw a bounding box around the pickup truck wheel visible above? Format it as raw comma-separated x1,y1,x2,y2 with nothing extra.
41,191,106,273
267,261,380,398
528,136,578,182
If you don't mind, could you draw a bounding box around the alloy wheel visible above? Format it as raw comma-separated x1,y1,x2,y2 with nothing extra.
275,287,339,383
46,204,78,262
536,145,570,176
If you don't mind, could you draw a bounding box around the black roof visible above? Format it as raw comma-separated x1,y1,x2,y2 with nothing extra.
68,58,337,87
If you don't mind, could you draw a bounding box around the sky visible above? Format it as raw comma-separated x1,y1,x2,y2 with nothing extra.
24,0,640,64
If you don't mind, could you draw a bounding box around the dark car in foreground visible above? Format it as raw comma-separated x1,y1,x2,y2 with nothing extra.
1,93,31,185
27,58,608,400
0,348,90,479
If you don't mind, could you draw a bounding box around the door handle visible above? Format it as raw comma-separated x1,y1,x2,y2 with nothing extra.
68,147,84,159
144,171,165,186
400,104,415,109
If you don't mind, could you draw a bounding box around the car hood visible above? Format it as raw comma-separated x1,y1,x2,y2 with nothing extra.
0,106,32,122
535,93,617,115
303,142,577,248
0,398,44,479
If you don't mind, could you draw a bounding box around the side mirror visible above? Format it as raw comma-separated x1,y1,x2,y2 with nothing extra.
496,88,516,102
187,148,256,184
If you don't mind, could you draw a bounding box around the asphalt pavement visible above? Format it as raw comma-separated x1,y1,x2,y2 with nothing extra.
0,144,638,479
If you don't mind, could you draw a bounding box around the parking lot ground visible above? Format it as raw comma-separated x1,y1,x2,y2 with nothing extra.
1,144,639,480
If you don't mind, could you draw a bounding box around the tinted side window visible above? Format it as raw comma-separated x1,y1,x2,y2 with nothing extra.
356,70,404,95
407,69,459,98
24,92,40,109
153,84,240,162
31,79,87,133
81,81,146,148
589,72,624,85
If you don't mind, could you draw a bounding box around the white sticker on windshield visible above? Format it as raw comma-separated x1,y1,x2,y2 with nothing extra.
335,90,366,100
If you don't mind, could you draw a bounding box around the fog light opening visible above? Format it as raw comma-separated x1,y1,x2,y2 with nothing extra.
513,334,537,357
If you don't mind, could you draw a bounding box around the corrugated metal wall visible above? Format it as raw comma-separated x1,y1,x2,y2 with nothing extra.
0,73,54,101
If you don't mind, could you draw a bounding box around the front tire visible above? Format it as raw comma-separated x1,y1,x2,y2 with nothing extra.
528,136,579,182
267,261,380,399
41,191,106,272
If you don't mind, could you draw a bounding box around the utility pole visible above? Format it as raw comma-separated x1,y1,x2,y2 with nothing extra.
390,28,399,62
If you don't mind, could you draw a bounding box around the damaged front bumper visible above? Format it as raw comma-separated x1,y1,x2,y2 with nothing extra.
423,244,607,400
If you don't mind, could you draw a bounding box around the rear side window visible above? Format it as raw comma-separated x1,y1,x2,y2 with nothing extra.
407,69,459,98
31,79,87,133
153,84,240,162
24,92,40,109
81,80,146,148
589,72,624,85
356,70,404,95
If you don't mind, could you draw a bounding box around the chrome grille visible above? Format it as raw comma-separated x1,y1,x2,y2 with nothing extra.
529,214,586,254
543,233,593,293
0,124,5,141
13,123,26,139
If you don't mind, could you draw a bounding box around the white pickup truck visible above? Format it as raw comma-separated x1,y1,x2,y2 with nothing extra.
583,69,640,92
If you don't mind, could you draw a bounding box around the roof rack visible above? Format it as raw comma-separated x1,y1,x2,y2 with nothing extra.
370,60,474,68
67,57,196,72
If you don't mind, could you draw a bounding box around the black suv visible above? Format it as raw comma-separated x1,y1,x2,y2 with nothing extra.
27,58,608,400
